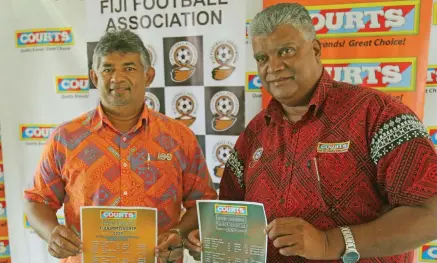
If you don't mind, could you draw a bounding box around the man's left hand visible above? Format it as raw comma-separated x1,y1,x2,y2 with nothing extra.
155,232,184,263
265,217,329,260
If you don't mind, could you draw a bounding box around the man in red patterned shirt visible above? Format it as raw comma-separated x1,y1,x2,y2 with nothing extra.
23,29,217,263
186,3,437,262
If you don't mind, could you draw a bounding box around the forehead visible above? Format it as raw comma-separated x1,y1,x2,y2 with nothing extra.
252,24,305,52
100,52,141,65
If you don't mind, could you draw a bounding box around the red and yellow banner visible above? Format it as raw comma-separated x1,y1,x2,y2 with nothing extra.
262,0,433,119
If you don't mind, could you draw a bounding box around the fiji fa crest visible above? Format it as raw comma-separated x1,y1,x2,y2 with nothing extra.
210,40,238,81
210,91,239,131
212,141,234,178
172,92,198,127
144,92,161,112
169,41,198,82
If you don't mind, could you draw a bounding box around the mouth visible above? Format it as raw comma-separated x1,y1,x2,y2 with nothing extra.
269,77,294,85
110,87,130,94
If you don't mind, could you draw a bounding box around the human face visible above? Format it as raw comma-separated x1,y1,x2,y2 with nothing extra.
90,52,155,111
252,24,322,107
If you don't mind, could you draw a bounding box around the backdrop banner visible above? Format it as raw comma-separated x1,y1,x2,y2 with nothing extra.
262,0,433,120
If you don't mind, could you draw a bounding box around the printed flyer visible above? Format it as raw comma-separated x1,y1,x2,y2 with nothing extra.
197,200,267,263
80,206,157,263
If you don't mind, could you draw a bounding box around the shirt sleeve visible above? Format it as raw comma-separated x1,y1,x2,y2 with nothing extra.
181,130,217,209
219,133,246,201
23,129,66,211
369,97,437,207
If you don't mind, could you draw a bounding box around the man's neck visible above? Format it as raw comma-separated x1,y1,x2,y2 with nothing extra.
282,104,309,123
102,104,144,133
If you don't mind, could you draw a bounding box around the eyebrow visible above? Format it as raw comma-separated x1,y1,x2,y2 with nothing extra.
254,41,298,57
102,62,137,67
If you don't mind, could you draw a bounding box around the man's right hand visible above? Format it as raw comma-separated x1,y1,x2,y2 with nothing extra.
48,225,82,258
185,229,201,261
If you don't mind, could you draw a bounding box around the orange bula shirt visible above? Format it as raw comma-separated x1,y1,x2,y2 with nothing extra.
24,103,217,263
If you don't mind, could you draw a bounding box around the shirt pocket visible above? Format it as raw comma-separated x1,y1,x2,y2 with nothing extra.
315,151,359,204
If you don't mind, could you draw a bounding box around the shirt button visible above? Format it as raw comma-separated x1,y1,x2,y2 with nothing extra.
279,198,285,204
122,162,128,168
123,191,128,196
292,128,298,133
122,137,127,142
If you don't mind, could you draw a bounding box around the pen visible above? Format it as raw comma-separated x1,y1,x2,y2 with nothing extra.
147,153,150,169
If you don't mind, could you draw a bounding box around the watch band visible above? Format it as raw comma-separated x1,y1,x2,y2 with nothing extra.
340,226,357,251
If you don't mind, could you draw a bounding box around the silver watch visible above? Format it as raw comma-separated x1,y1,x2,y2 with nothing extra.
340,226,360,263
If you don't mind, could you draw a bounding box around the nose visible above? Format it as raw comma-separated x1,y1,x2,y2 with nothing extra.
266,56,285,74
110,70,126,84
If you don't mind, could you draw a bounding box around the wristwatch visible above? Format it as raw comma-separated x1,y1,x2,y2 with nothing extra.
340,226,360,263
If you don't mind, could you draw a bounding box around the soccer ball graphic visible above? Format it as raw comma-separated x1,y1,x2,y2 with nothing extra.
216,145,232,164
176,96,194,115
145,97,155,110
175,47,191,66
215,44,234,64
215,96,234,116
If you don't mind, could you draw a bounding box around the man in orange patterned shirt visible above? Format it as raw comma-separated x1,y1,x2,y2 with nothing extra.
23,29,217,263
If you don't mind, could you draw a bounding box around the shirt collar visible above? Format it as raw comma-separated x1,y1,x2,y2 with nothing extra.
90,103,149,133
264,68,332,125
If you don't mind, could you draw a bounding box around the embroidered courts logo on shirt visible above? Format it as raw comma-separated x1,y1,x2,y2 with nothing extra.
317,141,351,153
420,243,437,261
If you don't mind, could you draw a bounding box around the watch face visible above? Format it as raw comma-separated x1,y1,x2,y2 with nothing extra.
343,251,360,263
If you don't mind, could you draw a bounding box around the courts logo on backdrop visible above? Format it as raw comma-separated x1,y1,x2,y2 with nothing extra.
420,243,437,261
308,1,419,38
56,76,89,98
427,65,437,87
19,124,56,146
16,28,74,52
323,57,417,91
246,72,262,92
246,20,251,44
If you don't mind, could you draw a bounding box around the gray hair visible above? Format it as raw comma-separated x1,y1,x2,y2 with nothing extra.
250,3,316,41
92,29,151,71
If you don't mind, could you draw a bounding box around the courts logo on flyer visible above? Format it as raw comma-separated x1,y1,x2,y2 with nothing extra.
56,76,89,98
212,140,235,179
215,204,248,216
420,243,437,261
210,40,238,81
145,92,161,112
323,57,417,91
19,124,56,145
100,210,137,219
169,41,198,82
210,91,239,131
427,127,437,149
246,72,262,92
308,1,419,38
172,92,198,127
16,28,74,52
